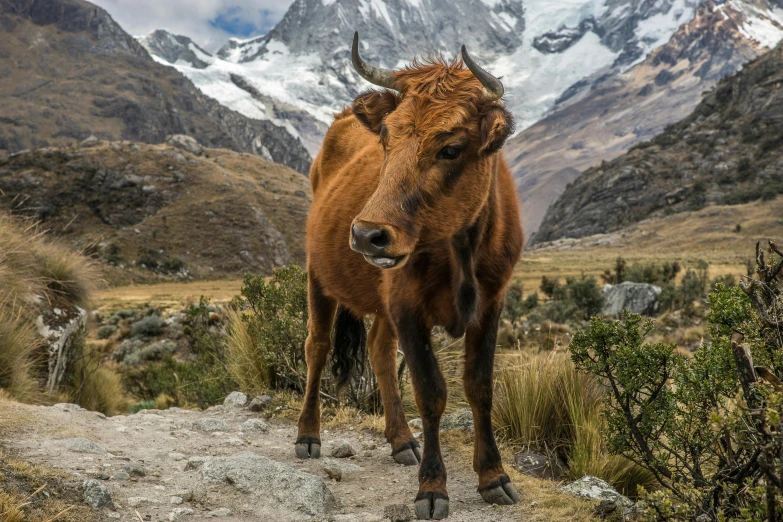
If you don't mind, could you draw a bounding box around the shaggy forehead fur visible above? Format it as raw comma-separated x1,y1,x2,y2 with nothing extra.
385,58,493,147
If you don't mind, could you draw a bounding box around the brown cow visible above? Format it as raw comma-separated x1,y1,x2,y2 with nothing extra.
296,33,524,520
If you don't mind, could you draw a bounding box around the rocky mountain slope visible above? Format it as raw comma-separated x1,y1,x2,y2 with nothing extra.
532,39,783,245
0,0,311,175
0,138,311,282
509,0,783,234
138,0,711,155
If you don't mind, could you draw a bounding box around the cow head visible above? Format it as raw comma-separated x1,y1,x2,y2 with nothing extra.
348,33,514,270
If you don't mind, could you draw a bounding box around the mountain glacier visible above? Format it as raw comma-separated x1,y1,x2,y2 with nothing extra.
138,0,746,154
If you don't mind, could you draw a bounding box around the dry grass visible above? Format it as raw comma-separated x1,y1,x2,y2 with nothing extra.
66,353,130,416
223,307,273,396
0,449,95,522
494,352,655,496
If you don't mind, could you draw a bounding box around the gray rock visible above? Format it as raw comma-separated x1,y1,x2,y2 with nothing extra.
559,476,633,507
166,135,203,156
384,504,412,522
601,282,662,317
53,403,85,412
247,395,273,412
127,496,158,507
167,507,195,521
83,479,114,509
200,452,335,515
514,450,565,480
123,462,147,477
170,496,184,504
440,408,474,433
192,419,230,432
324,466,342,481
112,471,130,481
80,135,100,148
206,508,231,517
185,457,207,471
223,391,248,408
331,439,357,458
240,419,269,433
59,438,106,454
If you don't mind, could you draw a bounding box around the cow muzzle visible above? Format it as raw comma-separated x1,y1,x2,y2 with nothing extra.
350,222,410,270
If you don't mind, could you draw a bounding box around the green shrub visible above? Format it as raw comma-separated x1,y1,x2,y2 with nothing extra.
502,279,526,322
624,260,680,286
130,316,164,338
122,298,234,409
97,325,118,339
570,240,783,521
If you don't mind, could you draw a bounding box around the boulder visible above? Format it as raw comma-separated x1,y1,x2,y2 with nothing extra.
58,438,106,454
330,439,357,458
83,479,114,509
223,391,248,408
559,476,633,507
79,135,100,148
166,135,203,156
601,282,661,316
200,452,335,515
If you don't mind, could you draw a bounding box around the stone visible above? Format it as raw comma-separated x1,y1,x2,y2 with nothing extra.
514,450,565,480
53,403,85,412
192,419,230,432
127,496,160,507
247,395,273,412
324,466,342,482
206,508,231,517
240,419,269,433
167,508,195,521
223,391,248,407
166,135,203,156
384,504,413,522
184,457,207,471
59,438,106,454
331,439,357,458
170,496,184,504
601,282,662,317
80,135,100,148
112,471,130,481
123,462,147,477
83,479,114,509
559,476,633,507
200,452,335,515
440,408,474,433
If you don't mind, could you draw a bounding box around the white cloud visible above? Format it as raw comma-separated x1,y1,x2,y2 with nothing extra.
91,0,295,51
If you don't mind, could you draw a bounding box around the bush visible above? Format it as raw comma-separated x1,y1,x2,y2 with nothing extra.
570,239,783,520
623,260,680,286
122,298,235,409
67,350,129,415
493,353,655,496
97,325,118,339
130,315,164,338
537,275,603,322
502,279,526,322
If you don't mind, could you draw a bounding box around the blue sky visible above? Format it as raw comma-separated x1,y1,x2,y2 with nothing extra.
91,0,295,51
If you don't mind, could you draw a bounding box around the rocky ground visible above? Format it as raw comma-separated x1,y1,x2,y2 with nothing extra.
0,397,532,522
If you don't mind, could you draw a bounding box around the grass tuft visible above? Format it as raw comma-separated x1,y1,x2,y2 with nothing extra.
223,307,273,396
494,352,656,496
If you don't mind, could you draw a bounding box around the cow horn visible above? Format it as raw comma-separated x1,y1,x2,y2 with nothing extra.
461,45,504,102
351,32,399,90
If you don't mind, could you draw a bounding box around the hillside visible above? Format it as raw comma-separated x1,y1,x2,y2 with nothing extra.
0,139,311,283
509,0,783,234
532,39,783,245
0,0,311,175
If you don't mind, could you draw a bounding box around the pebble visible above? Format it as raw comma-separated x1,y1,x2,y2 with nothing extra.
170,496,184,504
240,419,269,433
384,504,412,522
192,419,230,432
206,507,232,517
248,395,273,412
331,439,357,458
223,391,248,408
112,471,130,481
123,462,147,477
324,467,342,482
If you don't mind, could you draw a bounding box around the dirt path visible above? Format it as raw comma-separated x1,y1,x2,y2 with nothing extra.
1,401,524,521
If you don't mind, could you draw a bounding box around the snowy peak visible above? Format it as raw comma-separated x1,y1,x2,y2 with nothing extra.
138,30,214,69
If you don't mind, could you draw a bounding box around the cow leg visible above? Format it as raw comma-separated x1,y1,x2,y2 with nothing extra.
295,272,337,459
464,299,519,505
394,310,449,520
368,315,420,466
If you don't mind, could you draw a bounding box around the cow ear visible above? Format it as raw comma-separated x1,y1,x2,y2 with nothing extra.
479,106,514,154
352,90,399,134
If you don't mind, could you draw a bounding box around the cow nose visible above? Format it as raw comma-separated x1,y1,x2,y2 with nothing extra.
351,224,390,255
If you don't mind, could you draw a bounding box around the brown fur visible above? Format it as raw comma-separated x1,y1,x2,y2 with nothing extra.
297,57,524,516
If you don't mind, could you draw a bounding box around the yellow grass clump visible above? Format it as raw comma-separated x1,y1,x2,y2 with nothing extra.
494,351,656,496
223,307,274,396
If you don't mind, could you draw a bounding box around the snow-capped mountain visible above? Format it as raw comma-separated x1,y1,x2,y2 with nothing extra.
139,0,716,155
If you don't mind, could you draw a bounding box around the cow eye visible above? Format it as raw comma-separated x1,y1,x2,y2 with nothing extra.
437,145,463,160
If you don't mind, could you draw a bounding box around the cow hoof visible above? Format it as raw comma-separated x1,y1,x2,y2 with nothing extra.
294,436,321,459
414,492,449,520
479,476,519,505
392,440,422,466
